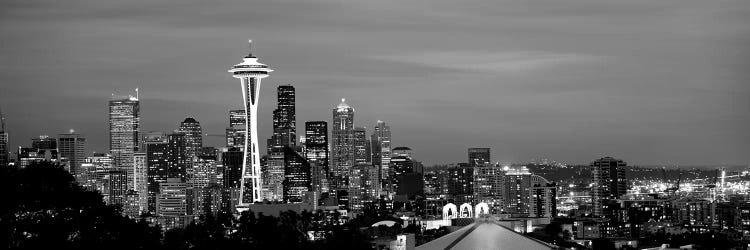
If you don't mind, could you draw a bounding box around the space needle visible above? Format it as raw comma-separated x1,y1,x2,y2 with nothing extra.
228,40,273,208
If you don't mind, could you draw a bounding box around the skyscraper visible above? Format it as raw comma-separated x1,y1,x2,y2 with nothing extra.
265,85,297,201
390,147,416,196
109,94,140,189
167,132,187,180
0,108,8,167
390,147,424,200
145,132,169,213
178,117,202,160
221,148,243,212
133,152,148,215
58,130,86,174
0,131,8,167
305,121,329,194
468,148,491,167
591,156,627,217
350,127,371,211
353,127,370,164
371,120,391,181
228,40,273,206
331,99,354,191
282,146,311,203
271,85,296,147
225,110,246,148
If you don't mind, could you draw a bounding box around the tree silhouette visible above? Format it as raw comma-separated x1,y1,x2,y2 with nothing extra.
1,161,162,249
2,162,373,249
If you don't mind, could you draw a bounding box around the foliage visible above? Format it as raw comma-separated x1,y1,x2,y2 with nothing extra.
2,161,373,249
1,161,162,249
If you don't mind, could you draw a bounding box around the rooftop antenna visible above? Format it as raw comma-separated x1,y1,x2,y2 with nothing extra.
135,88,139,100
246,39,254,57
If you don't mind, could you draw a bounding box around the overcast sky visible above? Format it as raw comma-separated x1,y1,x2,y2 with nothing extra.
1,0,748,166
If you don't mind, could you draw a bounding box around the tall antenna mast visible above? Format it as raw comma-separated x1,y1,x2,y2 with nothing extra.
136,88,139,100
246,39,254,57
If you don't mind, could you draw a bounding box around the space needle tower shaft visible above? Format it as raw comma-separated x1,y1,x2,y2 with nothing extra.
228,40,273,208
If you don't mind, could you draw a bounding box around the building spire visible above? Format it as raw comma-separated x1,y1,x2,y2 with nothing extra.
245,39,255,58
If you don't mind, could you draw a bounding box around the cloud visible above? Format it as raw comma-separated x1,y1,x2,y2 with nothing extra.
369,51,602,74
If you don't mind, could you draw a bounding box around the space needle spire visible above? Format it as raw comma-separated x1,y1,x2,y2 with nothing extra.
228,39,273,209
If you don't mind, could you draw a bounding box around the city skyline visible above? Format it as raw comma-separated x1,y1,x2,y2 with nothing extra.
1,0,748,166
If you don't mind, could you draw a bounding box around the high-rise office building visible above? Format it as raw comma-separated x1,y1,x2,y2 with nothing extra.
353,127,370,164
123,190,142,218
0,108,8,167
108,168,129,205
133,152,148,214
109,95,140,185
282,146,311,203
184,157,219,217
265,85,297,201
178,117,202,160
157,178,188,229
348,164,364,211
305,121,329,194
145,132,168,213
350,127,371,210
187,158,218,189
361,163,380,201
167,132,188,180
58,130,86,174
271,85,296,147
390,147,424,199
591,156,627,217
468,148,491,167
228,40,273,206
371,120,391,181
225,110,246,148
331,99,354,191
221,148,244,212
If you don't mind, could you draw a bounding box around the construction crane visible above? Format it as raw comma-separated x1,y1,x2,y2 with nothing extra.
666,169,681,193
706,169,719,189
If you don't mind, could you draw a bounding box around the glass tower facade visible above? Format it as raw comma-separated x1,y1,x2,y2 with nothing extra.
178,117,202,160
331,99,354,191
109,96,140,190
305,121,329,194
58,131,86,174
